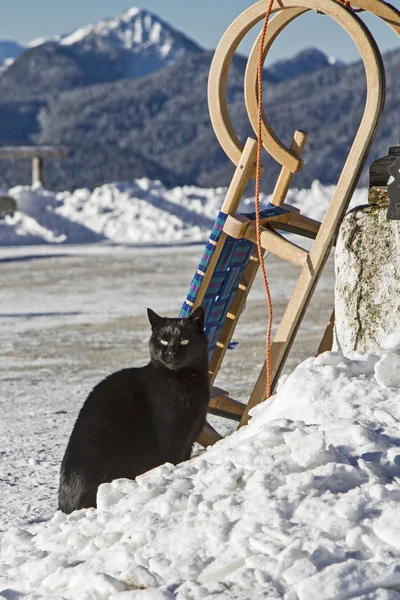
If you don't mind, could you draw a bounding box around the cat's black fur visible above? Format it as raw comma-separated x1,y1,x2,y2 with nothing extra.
58,306,209,513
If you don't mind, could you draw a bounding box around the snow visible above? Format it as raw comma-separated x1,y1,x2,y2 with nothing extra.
328,56,344,66
380,330,400,355
1,338,400,598
0,179,368,247
27,35,64,48
374,354,400,388
1,178,398,599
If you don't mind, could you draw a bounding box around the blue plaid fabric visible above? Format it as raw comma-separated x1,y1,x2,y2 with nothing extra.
180,204,289,361
179,211,227,319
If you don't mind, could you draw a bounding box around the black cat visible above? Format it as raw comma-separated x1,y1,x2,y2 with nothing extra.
58,306,210,513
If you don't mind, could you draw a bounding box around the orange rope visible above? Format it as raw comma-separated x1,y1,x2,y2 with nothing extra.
255,0,275,400
255,0,352,400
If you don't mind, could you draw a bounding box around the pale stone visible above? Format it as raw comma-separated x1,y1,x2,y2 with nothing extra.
334,205,400,355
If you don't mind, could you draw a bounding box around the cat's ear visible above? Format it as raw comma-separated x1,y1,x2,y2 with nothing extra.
189,306,205,330
147,308,164,329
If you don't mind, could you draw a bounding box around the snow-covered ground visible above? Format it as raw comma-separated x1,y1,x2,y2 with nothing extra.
1,244,399,599
0,179,368,246
0,240,335,535
3,180,398,599
2,337,400,599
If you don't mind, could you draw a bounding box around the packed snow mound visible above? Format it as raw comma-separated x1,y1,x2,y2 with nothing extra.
0,179,368,247
0,180,224,246
2,348,400,599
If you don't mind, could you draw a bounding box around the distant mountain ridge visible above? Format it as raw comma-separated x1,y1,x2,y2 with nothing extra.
0,7,338,86
0,41,25,74
268,48,343,81
26,47,397,192
0,40,25,62
0,37,65,72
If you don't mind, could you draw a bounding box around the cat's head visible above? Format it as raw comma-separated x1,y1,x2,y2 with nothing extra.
147,307,208,371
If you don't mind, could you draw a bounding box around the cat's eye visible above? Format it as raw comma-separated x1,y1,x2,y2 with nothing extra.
180,339,189,346
160,340,168,346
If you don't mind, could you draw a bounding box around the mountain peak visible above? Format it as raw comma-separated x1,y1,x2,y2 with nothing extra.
295,47,328,60
60,6,201,62
269,47,338,82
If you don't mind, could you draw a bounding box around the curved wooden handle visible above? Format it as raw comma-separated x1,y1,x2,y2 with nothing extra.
355,0,400,37
208,0,397,171
244,0,399,171
244,7,308,173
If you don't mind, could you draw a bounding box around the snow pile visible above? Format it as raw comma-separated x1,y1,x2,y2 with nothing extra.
2,341,400,599
0,181,222,246
0,179,368,247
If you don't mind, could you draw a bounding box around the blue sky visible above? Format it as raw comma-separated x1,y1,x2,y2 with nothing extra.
1,0,399,63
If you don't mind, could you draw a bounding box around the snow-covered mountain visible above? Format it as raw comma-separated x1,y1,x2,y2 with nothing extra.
59,7,201,78
0,7,201,81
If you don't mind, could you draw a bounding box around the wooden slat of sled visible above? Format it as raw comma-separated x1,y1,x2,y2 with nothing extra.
209,388,245,421
192,138,258,315
196,138,257,446
317,310,335,356
197,421,223,447
198,131,309,445
271,131,309,205
208,246,262,385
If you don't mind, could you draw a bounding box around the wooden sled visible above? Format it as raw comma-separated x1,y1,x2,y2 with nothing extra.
190,0,399,447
